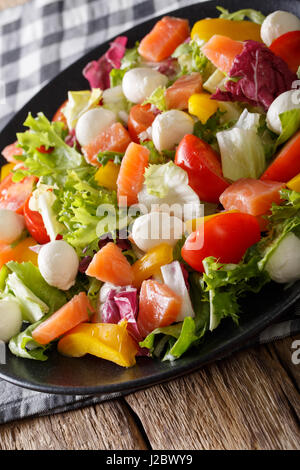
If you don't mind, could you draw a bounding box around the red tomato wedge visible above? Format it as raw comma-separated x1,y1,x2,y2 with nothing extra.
202,35,244,75
32,292,92,345
137,280,182,339
138,16,190,62
165,73,203,110
220,178,285,217
0,173,36,214
181,212,261,273
261,131,300,183
2,141,23,163
52,99,68,127
175,134,229,203
23,196,50,245
128,104,157,143
86,242,134,286
270,31,300,74
83,122,132,166
117,142,149,206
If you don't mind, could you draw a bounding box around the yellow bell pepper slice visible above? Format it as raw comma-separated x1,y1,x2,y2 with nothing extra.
188,93,219,124
287,173,300,192
185,210,239,234
1,163,15,181
95,161,120,191
191,18,262,42
132,243,173,287
57,321,138,367
0,237,38,269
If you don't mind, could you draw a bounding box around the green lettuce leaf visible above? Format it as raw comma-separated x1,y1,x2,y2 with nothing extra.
97,150,124,166
144,161,188,198
141,141,175,164
172,38,210,78
14,112,85,186
276,109,300,147
63,89,102,129
193,109,237,148
216,6,265,24
201,255,270,331
143,86,167,112
120,42,141,70
9,321,50,361
6,261,67,314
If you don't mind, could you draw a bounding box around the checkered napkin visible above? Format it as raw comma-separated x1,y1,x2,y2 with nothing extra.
0,0,299,425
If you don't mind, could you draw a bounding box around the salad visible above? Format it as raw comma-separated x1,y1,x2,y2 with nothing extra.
0,6,300,367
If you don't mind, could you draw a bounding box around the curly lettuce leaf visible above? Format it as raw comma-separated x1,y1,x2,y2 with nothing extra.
172,38,210,78
216,6,265,24
14,113,84,186
143,86,167,112
63,89,102,129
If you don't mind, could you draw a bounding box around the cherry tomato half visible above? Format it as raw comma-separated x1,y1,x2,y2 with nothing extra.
0,173,36,214
128,103,157,143
175,134,230,203
181,212,261,273
270,31,300,74
23,196,50,245
36,145,54,154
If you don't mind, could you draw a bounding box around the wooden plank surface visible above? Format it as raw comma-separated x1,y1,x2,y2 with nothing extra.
0,0,299,451
0,335,299,450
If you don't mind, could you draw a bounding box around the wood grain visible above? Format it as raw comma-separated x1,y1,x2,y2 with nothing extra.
125,337,300,450
0,399,148,450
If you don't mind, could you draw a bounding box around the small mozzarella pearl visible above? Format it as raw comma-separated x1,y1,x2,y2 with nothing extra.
261,11,300,46
152,110,194,151
0,209,25,244
122,67,168,104
267,90,300,134
76,107,116,146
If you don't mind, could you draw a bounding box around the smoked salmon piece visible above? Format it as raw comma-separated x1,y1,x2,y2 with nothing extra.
220,178,285,217
83,122,132,166
86,242,134,286
202,35,244,75
117,142,149,206
32,292,91,345
2,141,23,163
138,16,190,62
137,280,182,339
165,73,203,110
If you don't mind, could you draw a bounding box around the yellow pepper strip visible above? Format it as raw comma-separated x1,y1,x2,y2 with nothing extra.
191,18,262,42
1,163,15,181
132,243,173,287
287,173,300,192
57,321,138,367
95,161,120,191
188,93,219,124
0,237,38,269
185,210,239,235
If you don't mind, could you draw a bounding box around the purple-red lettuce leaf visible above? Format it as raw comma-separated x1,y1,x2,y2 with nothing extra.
212,41,297,111
83,36,128,90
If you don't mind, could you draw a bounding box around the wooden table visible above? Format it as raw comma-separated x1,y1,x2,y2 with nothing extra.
0,335,299,450
0,0,300,451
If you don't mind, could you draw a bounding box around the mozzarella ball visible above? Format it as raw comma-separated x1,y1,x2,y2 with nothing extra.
131,212,184,252
0,209,25,244
76,107,116,146
267,90,300,134
122,67,168,103
0,298,22,343
152,110,194,151
38,240,79,290
261,11,300,46
265,232,300,283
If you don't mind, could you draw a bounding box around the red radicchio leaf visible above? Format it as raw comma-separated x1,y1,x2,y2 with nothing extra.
83,36,128,90
211,40,297,111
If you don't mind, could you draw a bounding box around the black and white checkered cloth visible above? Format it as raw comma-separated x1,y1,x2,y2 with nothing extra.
0,0,299,424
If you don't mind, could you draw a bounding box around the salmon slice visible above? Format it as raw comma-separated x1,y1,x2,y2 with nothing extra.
2,141,23,163
165,72,203,110
83,122,132,166
137,280,182,339
86,242,134,286
32,292,91,345
202,35,244,75
138,16,190,62
117,142,149,206
220,178,285,217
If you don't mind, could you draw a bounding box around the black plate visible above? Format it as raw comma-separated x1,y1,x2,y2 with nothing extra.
0,0,300,395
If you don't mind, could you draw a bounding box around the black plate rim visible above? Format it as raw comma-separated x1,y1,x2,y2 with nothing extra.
0,0,300,395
